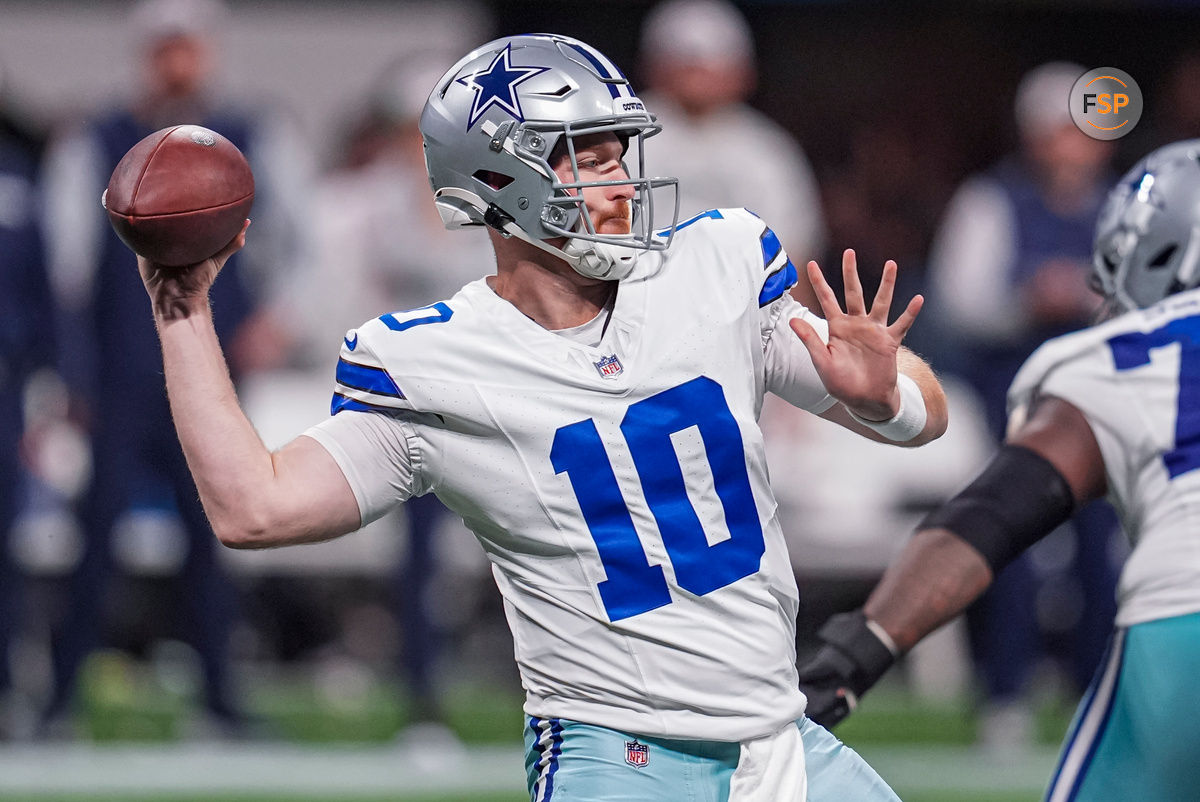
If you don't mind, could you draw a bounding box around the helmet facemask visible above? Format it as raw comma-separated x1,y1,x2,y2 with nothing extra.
472,112,679,280
534,118,677,270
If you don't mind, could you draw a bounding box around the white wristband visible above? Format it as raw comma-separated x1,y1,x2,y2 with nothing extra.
865,618,901,657
847,373,927,442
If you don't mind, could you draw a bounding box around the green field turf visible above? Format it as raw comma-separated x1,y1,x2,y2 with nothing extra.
1,653,1065,801
67,651,1074,747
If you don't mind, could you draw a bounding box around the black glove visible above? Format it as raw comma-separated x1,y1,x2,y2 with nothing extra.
797,611,897,728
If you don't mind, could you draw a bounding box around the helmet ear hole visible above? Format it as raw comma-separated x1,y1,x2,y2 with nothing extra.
1148,244,1178,269
473,170,514,190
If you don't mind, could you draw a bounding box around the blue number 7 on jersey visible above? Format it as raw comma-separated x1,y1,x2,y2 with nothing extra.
1108,314,1200,479
550,376,766,621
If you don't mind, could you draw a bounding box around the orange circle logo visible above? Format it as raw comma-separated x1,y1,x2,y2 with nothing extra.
1070,68,1143,140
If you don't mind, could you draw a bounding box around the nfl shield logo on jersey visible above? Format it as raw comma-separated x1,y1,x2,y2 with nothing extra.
594,354,623,379
625,739,649,768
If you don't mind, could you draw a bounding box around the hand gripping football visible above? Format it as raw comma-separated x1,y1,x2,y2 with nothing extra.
103,124,254,267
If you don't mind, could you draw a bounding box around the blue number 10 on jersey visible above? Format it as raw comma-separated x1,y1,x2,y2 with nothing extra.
551,376,766,621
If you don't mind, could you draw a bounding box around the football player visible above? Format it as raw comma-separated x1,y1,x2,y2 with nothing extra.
137,34,947,800
798,139,1200,802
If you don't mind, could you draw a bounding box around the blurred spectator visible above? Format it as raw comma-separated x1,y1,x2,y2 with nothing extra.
926,62,1121,750
37,0,307,736
0,70,52,740
821,125,955,356
275,51,494,739
282,53,492,366
1123,49,1200,167
638,0,825,307
0,61,44,165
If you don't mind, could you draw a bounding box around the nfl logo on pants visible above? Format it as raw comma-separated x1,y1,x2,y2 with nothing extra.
625,739,649,768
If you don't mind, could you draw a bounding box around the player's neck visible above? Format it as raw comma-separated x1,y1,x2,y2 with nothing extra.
489,240,616,330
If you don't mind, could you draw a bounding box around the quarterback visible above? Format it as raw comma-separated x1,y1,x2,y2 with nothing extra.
798,140,1200,802
138,34,946,800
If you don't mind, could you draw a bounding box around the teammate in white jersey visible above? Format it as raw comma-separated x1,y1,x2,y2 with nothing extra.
798,139,1200,801
134,34,947,800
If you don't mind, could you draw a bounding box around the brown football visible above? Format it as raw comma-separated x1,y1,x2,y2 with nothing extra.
103,124,254,267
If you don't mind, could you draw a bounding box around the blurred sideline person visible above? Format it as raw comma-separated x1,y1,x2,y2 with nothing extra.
926,62,1121,746
1122,50,1200,165
37,0,305,735
283,52,495,737
133,33,947,800
0,79,53,740
638,0,825,309
821,125,955,352
798,140,1200,802
286,54,492,366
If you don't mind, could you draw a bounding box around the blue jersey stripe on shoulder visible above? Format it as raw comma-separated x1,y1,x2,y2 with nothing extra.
336,358,404,398
760,227,783,267
658,208,724,237
759,259,798,307
330,393,394,415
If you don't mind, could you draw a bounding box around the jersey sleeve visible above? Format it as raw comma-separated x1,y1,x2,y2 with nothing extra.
302,409,427,525
330,319,416,415
678,207,802,311
1008,331,1137,492
762,295,836,413
754,218,801,309
717,207,802,310
691,208,832,411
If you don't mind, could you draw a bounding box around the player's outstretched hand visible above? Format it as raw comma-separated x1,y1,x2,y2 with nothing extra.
139,219,250,317
790,250,922,422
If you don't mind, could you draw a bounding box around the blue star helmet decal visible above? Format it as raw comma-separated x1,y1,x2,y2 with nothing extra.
457,44,549,130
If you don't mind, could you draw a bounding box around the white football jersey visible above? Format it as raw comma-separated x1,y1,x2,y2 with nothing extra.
305,208,833,742
1009,287,1200,628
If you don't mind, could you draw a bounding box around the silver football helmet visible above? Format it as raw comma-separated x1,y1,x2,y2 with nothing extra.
1092,139,1200,313
420,34,679,280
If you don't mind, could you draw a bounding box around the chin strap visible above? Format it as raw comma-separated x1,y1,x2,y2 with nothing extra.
562,236,641,280
486,204,642,281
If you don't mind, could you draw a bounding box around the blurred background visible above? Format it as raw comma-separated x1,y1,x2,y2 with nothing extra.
0,0,1195,799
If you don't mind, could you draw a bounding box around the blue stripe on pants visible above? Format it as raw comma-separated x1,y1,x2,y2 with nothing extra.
527,717,563,801
1045,613,1200,802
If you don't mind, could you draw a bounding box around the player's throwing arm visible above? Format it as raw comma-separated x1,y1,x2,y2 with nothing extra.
108,127,363,550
